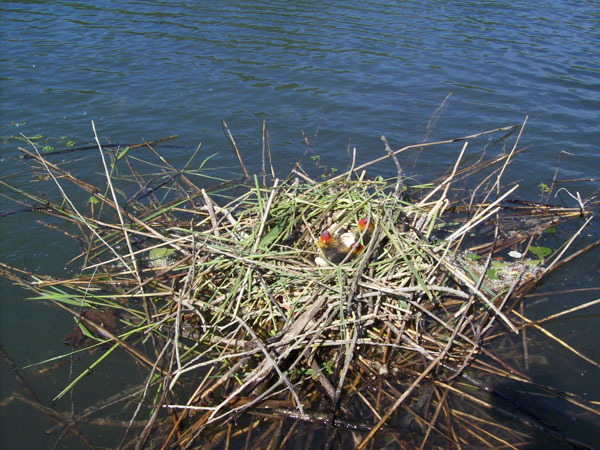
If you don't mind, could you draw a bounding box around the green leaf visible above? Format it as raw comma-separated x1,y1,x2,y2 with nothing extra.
149,247,176,260
486,269,498,280
88,196,99,205
29,293,90,307
322,361,333,375
75,320,102,342
66,140,76,147
42,145,53,152
116,146,130,160
490,260,505,270
529,246,551,259
258,221,285,249
466,253,482,261
546,226,556,234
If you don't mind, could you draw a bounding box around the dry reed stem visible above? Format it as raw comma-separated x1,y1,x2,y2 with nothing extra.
528,297,600,326
2,122,596,449
511,310,600,369
330,124,518,181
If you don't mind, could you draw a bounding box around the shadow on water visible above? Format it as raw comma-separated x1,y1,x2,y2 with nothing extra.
481,375,599,449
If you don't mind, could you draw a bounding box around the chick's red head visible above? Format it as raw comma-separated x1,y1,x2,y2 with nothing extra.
319,230,332,245
358,217,373,232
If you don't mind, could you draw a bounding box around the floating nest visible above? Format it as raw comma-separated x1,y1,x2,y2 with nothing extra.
1,122,597,449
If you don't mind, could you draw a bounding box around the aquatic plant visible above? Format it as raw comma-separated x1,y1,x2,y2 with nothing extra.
1,119,598,449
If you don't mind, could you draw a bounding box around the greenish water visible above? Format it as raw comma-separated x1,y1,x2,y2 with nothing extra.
1,1,599,448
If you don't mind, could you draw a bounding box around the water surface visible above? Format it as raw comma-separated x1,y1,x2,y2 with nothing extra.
1,1,599,447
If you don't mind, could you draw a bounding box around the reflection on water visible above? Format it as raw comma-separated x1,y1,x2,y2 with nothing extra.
1,0,599,448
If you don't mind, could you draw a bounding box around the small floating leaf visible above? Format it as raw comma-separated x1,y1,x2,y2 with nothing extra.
529,246,551,259
66,140,76,147
466,253,482,261
486,269,498,280
491,260,506,270
149,247,176,260
42,145,53,152
88,196,99,204
525,258,542,267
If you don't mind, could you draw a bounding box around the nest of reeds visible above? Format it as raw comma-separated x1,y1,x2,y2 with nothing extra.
1,121,597,449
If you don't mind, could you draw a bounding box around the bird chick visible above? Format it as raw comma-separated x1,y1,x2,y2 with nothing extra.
317,230,357,265
357,216,374,245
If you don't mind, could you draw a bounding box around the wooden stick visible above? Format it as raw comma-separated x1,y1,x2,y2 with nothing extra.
222,120,250,178
331,125,518,181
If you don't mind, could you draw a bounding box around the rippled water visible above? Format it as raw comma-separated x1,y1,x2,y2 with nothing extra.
1,1,599,447
3,1,598,180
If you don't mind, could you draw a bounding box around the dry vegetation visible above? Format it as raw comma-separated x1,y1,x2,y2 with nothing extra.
1,119,598,449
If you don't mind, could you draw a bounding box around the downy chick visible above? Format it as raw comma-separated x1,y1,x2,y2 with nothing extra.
357,216,374,245
316,230,357,265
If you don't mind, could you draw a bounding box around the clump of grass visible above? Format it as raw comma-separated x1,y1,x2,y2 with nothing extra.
1,119,597,449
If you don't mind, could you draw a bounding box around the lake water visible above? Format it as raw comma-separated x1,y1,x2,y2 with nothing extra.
1,1,599,448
